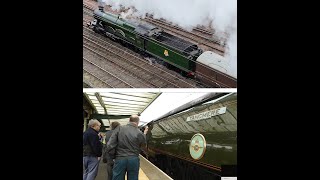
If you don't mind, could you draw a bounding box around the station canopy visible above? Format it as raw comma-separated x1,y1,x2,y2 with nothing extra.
83,92,161,129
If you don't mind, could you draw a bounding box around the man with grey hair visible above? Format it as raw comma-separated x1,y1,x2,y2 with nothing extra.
83,119,103,180
107,115,148,180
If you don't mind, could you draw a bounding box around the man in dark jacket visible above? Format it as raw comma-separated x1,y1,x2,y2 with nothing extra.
83,119,103,180
107,115,148,180
102,121,120,180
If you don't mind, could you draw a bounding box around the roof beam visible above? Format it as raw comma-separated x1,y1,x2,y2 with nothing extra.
100,96,153,103
113,92,158,99
83,93,98,114
90,114,131,119
95,93,107,114
139,92,162,114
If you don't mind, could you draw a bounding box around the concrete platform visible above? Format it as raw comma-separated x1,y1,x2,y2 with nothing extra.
94,155,172,180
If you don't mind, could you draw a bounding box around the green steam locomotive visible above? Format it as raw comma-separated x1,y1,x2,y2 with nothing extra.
87,9,237,88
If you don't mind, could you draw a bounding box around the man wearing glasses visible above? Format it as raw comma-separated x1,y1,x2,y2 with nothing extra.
83,119,103,180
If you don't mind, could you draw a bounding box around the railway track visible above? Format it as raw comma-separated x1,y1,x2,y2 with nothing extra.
83,38,194,88
83,7,93,16
84,5,157,88
149,17,227,46
83,57,135,88
82,23,203,87
193,26,214,36
83,43,173,88
84,46,156,88
83,2,95,11
83,26,198,88
83,3,213,88
83,69,113,88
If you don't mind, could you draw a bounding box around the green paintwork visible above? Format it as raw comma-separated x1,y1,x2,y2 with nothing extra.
94,10,137,44
146,93,237,168
144,39,195,72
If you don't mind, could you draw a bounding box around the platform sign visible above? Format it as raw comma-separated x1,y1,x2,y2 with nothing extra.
186,107,227,122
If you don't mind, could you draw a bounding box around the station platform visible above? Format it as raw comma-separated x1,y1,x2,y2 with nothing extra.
95,155,172,180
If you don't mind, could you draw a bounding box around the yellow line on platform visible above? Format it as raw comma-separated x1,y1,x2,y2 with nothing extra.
124,168,149,180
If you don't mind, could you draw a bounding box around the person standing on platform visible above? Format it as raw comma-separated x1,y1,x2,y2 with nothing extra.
83,119,103,180
103,121,121,180
107,115,149,180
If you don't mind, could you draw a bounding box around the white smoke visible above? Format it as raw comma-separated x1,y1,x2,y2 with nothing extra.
225,29,237,78
102,0,237,78
120,8,134,19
